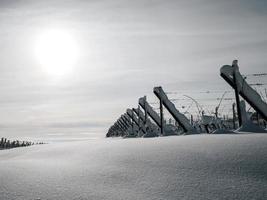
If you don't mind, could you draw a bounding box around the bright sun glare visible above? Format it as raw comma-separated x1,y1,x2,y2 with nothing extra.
34,30,79,76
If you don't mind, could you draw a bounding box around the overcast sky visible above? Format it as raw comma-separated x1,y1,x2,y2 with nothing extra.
0,0,267,139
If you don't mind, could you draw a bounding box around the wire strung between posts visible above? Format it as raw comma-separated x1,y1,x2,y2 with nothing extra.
166,90,233,95
243,73,267,77
249,83,267,86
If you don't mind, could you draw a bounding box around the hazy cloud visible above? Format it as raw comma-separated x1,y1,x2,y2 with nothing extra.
0,0,266,138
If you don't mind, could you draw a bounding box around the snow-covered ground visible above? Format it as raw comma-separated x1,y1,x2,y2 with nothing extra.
1,134,267,200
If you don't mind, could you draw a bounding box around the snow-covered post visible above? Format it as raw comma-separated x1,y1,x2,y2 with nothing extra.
153,86,199,134
118,118,128,132
137,105,141,133
116,122,124,135
220,61,267,121
114,123,122,136
232,60,242,127
131,110,134,134
144,96,147,127
121,114,131,131
159,97,164,136
118,117,126,130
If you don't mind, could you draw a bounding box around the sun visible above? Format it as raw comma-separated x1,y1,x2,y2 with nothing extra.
34,29,79,76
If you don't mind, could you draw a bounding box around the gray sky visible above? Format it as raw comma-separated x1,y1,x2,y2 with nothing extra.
0,0,267,139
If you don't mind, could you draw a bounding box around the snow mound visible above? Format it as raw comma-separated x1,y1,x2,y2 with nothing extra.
1,134,267,200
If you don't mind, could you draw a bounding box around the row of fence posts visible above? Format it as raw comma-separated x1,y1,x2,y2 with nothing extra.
0,137,44,149
107,60,267,137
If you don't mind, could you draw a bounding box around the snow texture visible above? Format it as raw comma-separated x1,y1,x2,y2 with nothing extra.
1,134,267,200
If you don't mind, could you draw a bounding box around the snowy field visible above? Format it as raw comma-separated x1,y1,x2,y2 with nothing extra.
1,134,267,200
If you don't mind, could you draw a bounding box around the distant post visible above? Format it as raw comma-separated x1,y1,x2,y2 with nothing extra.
138,105,141,132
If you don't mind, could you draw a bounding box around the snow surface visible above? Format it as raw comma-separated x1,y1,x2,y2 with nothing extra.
1,134,267,200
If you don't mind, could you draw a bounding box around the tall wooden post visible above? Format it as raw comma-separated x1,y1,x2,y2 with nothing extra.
233,61,242,127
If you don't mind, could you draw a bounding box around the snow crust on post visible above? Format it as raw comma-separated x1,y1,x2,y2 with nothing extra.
126,108,147,135
133,108,160,137
133,108,151,124
138,97,162,127
220,62,267,121
126,109,138,126
153,86,199,135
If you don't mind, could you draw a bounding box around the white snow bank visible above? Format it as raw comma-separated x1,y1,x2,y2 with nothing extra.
1,134,267,200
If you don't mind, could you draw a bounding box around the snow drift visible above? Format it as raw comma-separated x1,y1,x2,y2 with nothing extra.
1,134,267,200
